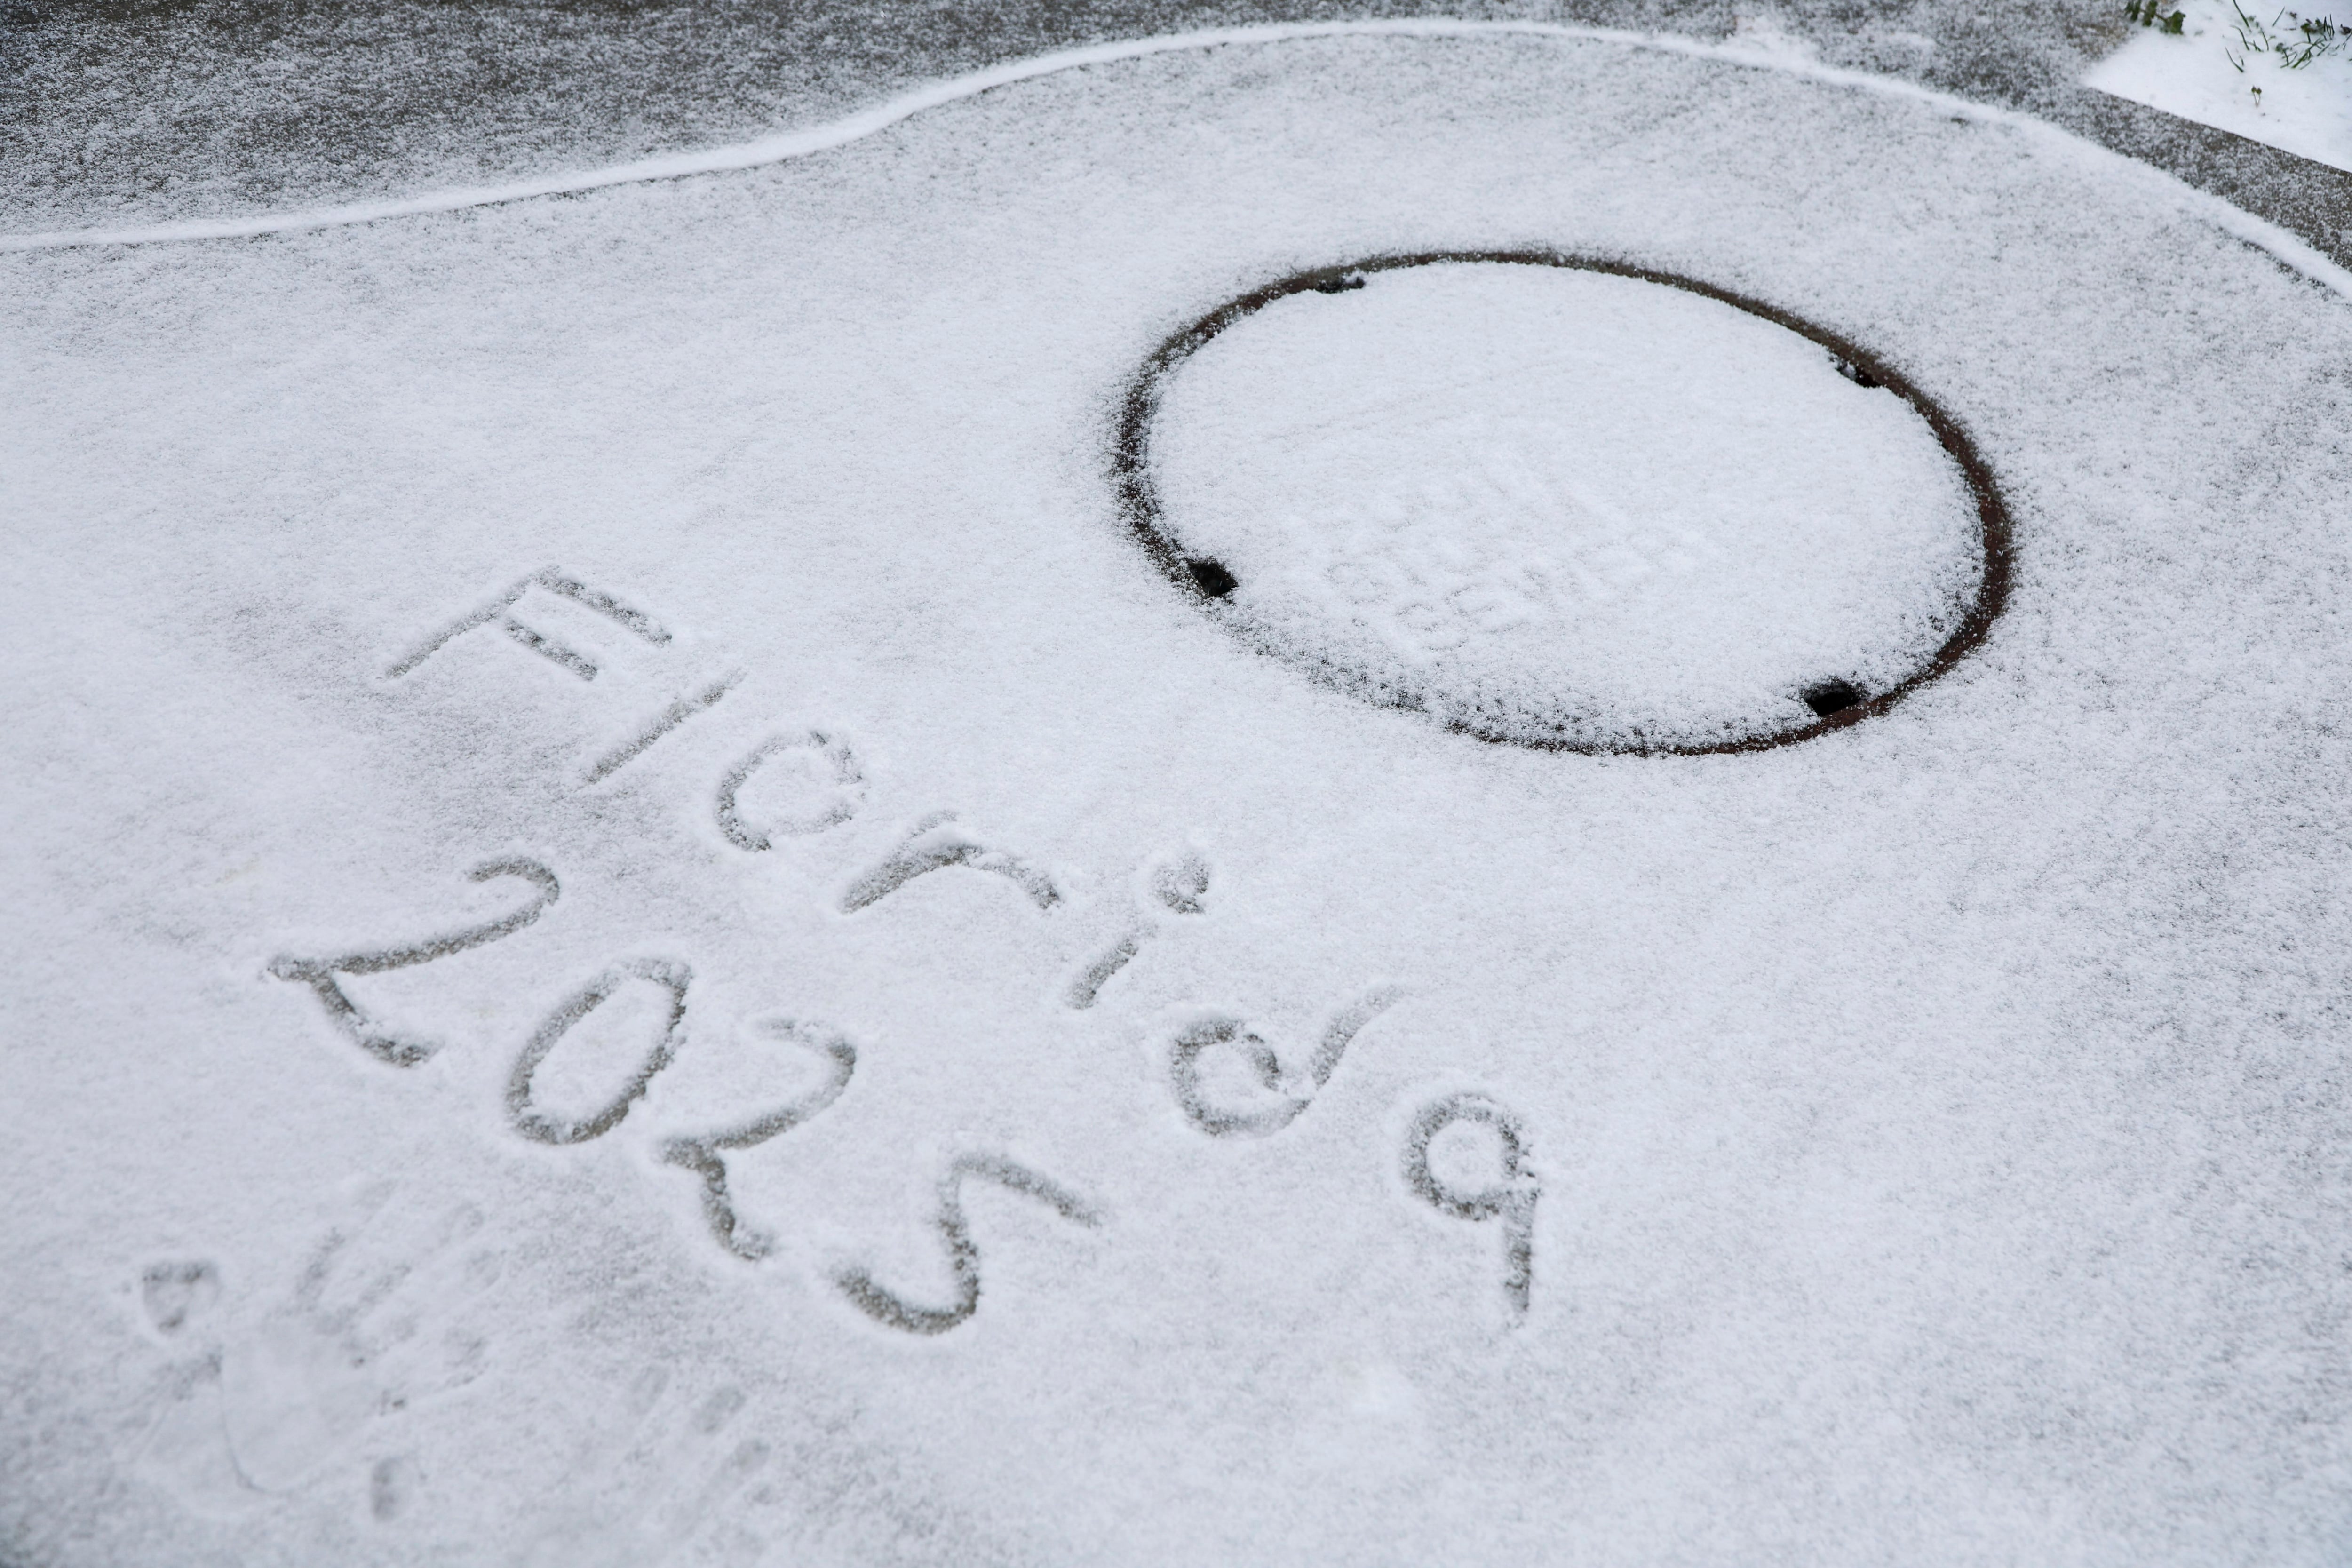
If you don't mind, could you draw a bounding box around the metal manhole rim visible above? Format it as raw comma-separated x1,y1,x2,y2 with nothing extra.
1110,247,2017,758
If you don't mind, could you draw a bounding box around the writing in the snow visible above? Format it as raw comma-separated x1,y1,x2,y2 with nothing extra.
270,567,1539,1334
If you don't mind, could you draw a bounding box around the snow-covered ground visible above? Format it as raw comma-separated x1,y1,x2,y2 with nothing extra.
5,21,2352,1568
2087,0,2352,170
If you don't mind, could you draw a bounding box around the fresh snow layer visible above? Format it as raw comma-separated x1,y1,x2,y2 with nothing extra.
5,26,2352,1568
2087,0,2352,172
1144,259,1986,748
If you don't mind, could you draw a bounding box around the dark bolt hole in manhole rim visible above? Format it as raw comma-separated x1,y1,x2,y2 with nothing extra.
1110,250,2017,758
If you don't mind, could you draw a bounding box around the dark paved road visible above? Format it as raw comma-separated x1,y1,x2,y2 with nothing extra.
3,0,2346,262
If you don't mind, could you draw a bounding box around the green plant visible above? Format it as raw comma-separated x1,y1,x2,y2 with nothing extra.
2225,0,2349,69
2125,0,2188,32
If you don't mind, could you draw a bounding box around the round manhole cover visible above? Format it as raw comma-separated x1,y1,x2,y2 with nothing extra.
1117,253,2011,754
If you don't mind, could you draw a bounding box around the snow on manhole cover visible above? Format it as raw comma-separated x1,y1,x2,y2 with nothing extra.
1121,253,2009,752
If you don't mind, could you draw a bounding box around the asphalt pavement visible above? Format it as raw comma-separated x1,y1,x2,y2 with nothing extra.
4,0,2347,263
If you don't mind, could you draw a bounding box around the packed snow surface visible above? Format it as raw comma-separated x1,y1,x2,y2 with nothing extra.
4,24,2352,1568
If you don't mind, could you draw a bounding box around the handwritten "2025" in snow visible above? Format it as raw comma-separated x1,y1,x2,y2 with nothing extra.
268,569,1541,1334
